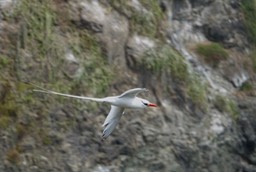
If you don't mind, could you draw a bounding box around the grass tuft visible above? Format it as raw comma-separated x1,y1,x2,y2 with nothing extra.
109,0,164,37
186,76,208,111
13,0,56,53
240,81,254,91
140,45,208,110
195,43,228,67
241,1,256,73
0,116,12,130
241,0,256,45
6,147,20,164
67,30,114,96
141,46,189,82
214,95,239,120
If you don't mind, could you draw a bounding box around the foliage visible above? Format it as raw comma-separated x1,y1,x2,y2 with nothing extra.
240,81,254,91
186,76,208,111
140,45,208,110
214,95,239,119
109,0,164,37
13,0,61,57
241,1,256,73
66,30,114,96
141,46,189,82
0,55,10,67
241,0,256,45
9,0,113,96
195,43,228,67
0,116,12,130
249,49,256,72
0,80,19,130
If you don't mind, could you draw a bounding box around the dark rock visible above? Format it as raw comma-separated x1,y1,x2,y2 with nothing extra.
219,56,250,88
19,136,36,151
203,24,227,42
188,0,215,7
230,0,241,9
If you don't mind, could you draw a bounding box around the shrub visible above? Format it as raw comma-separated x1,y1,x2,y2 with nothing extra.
195,43,228,67
240,81,254,91
186,76,208,111
241,0,256,45
13,0,59,56
141,46,189,82
109,0,164,37
11,0,113,96
214,95,239,119
6,147,20,164
140,45,208,110
0,116,11,130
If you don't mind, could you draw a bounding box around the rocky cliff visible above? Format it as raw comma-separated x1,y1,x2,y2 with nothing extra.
0,0,256,172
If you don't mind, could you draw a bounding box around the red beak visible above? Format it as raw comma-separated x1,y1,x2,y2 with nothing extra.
148,103,157,107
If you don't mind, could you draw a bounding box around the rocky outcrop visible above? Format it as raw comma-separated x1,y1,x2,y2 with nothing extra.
169,0,247,49
126,35,156,70
70,0,129,68
1,0,256,172
167,0,250,89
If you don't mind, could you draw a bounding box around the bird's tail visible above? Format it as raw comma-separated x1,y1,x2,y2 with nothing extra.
27,82,104,102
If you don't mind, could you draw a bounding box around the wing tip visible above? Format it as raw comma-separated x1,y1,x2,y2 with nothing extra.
101,133,108,141
101,136,106,141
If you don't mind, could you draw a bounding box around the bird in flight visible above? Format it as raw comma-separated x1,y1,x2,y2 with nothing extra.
31,83,157,140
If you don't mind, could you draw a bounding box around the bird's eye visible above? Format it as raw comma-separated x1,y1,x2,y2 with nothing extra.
142,102,148,106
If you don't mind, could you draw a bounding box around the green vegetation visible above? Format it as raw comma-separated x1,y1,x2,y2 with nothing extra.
240,81,254,91
241,0,256,45
109,0,164,37
0,116,12,130
39,130,52,145
140,46,189,82
0,0,115,156
195,43,228,67
9,0,113,95
0,80,18,130
140,45,207,110
14,0,60,54
186,77,208,111
0,55,10,67
13,0,60,57
68,30,113,96
214,95,239,119
250,49,256,72
241,0,256,72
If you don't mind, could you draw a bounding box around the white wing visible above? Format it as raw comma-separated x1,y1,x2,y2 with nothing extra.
30,83,104,102
118,88,148,98
102,106,124,140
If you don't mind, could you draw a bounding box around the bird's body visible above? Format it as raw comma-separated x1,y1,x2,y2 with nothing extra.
31,84,157,139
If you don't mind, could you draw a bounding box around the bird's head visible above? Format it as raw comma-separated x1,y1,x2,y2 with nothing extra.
141,99,157,108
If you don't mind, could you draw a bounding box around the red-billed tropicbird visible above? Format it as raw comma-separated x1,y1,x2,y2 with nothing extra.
31,84,157,140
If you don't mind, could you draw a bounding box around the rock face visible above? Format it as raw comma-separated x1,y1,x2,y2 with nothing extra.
71,0,129,68
1,0,256,172
167,0,250,88
169,0,247,49
126,35,156,69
